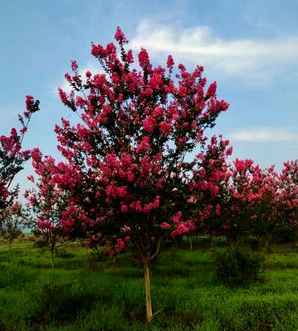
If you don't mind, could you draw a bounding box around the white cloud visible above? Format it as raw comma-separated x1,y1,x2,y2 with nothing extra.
229,128,298,142
130,20,298,82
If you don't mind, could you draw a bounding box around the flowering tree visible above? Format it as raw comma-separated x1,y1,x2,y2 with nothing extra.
273,161,298,241
25,153,72,267
31,27,229,322
0,97,39,225
190,135,232,237
218,159,277,243
0,201,24,248
216,158,298,247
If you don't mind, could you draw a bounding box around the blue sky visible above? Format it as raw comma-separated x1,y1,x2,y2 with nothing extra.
1,0,298,189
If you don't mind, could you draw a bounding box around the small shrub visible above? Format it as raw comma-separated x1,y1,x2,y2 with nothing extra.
244,235,261,251
87,248,107,271
272,224,298,244
89,247,106,262
36,282,98,324
55,247,75,258
215,245,264,287
33,237,48,248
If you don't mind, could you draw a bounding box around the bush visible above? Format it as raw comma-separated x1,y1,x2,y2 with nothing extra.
89,247,106,261
36,282,98,324
33,236,48,248
272,224,298,244
55,247,75,258
215,245,264,287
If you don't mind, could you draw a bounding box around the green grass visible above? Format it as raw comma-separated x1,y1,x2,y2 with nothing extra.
1,240,298,330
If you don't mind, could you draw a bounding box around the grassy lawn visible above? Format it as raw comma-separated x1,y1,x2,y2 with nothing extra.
1,240,298,330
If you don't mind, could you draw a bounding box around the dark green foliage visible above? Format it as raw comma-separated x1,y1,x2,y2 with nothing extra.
271,224,298,244
35,282,98,324
33,237,48,248
55,247,75,259
215,245,264,287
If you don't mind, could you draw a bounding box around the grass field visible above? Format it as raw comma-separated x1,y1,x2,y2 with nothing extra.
1,240,298,330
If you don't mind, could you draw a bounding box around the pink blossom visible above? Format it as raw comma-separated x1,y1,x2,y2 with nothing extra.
138,48,150,68
143,117,156,133
136,136,151,153
160,222,171,229
172,211,182,224
159,121,171,135
167,55,174,68
71,60,78,71
206,81,217,98
114,26,127,43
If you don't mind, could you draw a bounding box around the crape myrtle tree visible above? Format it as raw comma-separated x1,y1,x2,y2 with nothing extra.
31,27,230,322
0,96,39,227
25,155,73,267
217,159,279,244
0,201,23,248
274,160,298,241
217,159,298,247
190,135,232,238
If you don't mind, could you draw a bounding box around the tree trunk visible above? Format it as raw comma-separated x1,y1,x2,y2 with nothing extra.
143,260,153,323
50,235,55,269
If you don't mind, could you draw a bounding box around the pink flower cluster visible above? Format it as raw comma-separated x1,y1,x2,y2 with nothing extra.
29,27,234,258
1,96,39,217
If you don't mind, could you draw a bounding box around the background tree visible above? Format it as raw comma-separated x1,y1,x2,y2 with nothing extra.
0,201,24,249
216,158,298,248
273,160,298,243
25,153,73,267
0,96,39,225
